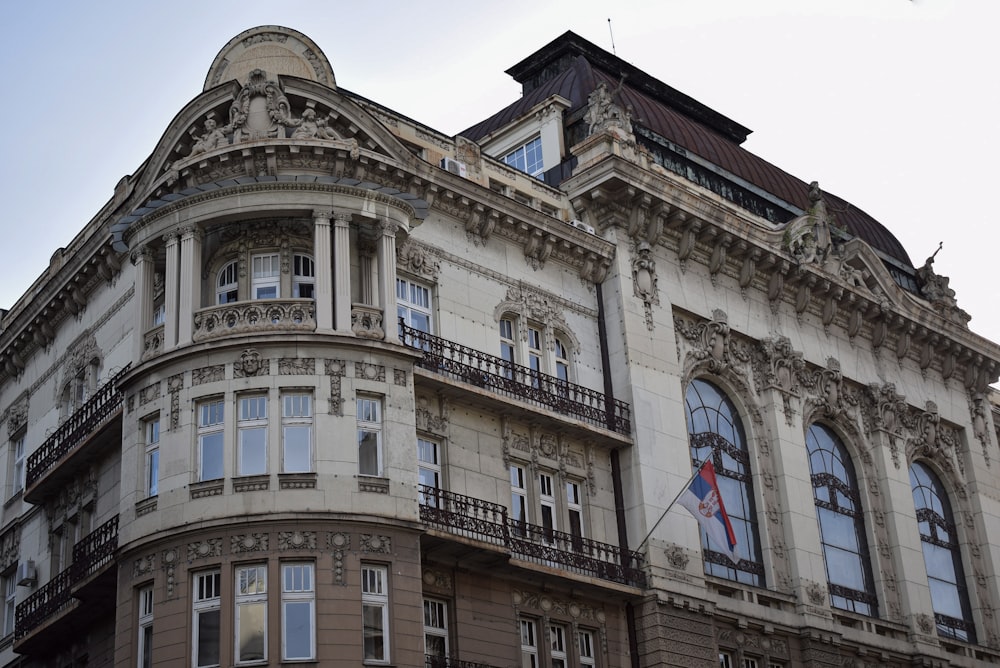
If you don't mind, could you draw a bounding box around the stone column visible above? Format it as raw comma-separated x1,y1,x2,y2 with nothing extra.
177,226,203,346
131,245,154,363
162,231,180,351
333,212,352,333
377,218,400,343
313,210,334,332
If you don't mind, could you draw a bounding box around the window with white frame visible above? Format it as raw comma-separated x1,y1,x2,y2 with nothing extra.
217,260,238,304
554,337,569,384
361,564,389,662
198,400,225,482
497,316,572,386
397,278,432,333
417,438,441,506
292,254,315,298
238,396,268,477
9,432,25,497
282,563,315,660
235,565,267,664
251,253,280,299
357,397,383,477
282,394,313,473
503,136,544,177
719,653,734,668
3,571,15,638
549,624,567,668
193,570,222,668
499,318,516,377
138,585,154,668
578,629,596,667
145,416,160,497
539,473,556,541
519,618,539,668
742,659,760,668
423,598,448,659
567,481,583,541
510,464,528,536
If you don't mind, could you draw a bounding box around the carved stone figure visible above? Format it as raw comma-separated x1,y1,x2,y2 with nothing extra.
583,81,633,139
191,117,229,155
782,181,835,265
291,108,337,140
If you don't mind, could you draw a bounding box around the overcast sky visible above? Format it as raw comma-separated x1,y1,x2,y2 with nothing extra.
1,0,996,347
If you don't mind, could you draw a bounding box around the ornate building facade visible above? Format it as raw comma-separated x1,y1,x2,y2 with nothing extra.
0,25,998,667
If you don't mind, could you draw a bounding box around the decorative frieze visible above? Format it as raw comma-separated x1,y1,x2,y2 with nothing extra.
359,534,391,554
278,531,316,550
193,365,225,386
355,362,385,382
329,532,350,584
187,537,223,561
279,357,315,375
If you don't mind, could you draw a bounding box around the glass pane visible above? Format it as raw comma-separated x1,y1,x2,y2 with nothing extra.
824,545,866,589
201,433,224,481
197,609,220,667
362,604,385,660
359,430,380,475
284,601,313,659
237,601,266,661
283,426,311,473
240,428,267,476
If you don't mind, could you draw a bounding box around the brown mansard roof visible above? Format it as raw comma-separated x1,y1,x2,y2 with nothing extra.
462,32,912,269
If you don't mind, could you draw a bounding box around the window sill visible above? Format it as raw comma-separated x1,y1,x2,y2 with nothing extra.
3,490,22,510
190,479,225,499
135,496,158,517
279,472,317,489
233,474,270,493
358,476,389,494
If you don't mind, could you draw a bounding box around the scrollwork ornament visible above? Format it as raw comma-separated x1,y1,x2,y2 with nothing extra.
631,241,659,331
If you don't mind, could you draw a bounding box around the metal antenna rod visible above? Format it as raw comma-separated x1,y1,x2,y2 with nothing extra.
608,18,617,55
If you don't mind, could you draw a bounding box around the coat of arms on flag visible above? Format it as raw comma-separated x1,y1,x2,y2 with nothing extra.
677,460,739,563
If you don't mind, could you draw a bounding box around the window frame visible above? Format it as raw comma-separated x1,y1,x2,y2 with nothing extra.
510,464,528,536
357,397,383,477
503,136,544,177
281,562,316,661
145,416,160,497
281,394,313,474
138,585,154,668
519,617,539,668
234,564,267,664
10,432,25,497
251,253,280,300
423,597,449,659
217,260,238,304
193,570,222,668
549,623,567,668
3,571,15,638
292,253,315,299
396,277,433,334
417,437,441,506
237,395,268,477
361,564,390,662
578,628,596,667
197,400,225,482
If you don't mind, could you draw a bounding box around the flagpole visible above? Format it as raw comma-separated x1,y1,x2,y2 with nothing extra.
636,458,710,552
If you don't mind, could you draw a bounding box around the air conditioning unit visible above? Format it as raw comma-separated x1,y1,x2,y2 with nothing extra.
568,219,596,235
440,157,467,178
16,560,36,587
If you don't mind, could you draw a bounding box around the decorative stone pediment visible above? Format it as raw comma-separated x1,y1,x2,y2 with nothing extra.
904,401,965,477
674,309,752,378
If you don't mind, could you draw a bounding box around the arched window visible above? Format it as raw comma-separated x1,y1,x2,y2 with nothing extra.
805,424,878,616
910,462,976,642
684,378,763,586
217,261,238,304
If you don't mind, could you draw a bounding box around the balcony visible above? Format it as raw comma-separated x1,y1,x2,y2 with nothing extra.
426,656,505,668
25,365,130,503
400,323,631,435
192,298,316,342
14,515,119,654
420,486,645,588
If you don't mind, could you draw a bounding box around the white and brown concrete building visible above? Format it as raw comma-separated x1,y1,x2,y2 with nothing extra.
0,25,998,668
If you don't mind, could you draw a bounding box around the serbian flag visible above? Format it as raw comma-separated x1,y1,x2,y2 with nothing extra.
677,460,739,563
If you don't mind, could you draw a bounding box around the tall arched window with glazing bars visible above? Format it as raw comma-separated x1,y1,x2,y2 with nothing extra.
805,423,878,616
684,378,764,586
909,461,976,643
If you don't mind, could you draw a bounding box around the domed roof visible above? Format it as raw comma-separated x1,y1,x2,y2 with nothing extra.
204,25,336,91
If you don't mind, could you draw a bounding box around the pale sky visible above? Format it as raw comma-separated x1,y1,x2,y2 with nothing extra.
1,0,996,347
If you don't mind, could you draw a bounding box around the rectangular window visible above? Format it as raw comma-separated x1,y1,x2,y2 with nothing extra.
145,417,160,497
423,598,448,659
417,438,440,506
193,570,222,668
235,565,267,664
519,618,538,668
742,659,759,668
251,253,280,299
357,398,383,477
10,433,25,496
527,326,542,387
282,563,315,660
539,473,556,541
397,278,433,333
293,254,315,299
579,629,596,667
499,317,516,376
503,136,544,177
549,624,567,668
719,653,734,668
510,465,528,537
361,564,389,662
567,481,583,541
282,394,313,473
3,573,15,638
198,400,225,481
238,396,267,476
138,585,154,668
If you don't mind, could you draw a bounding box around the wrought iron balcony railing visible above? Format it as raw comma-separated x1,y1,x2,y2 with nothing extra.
26,365,131,489
14,514,119,640
419,486,645,588
400,322,631,435
425,656,505,668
